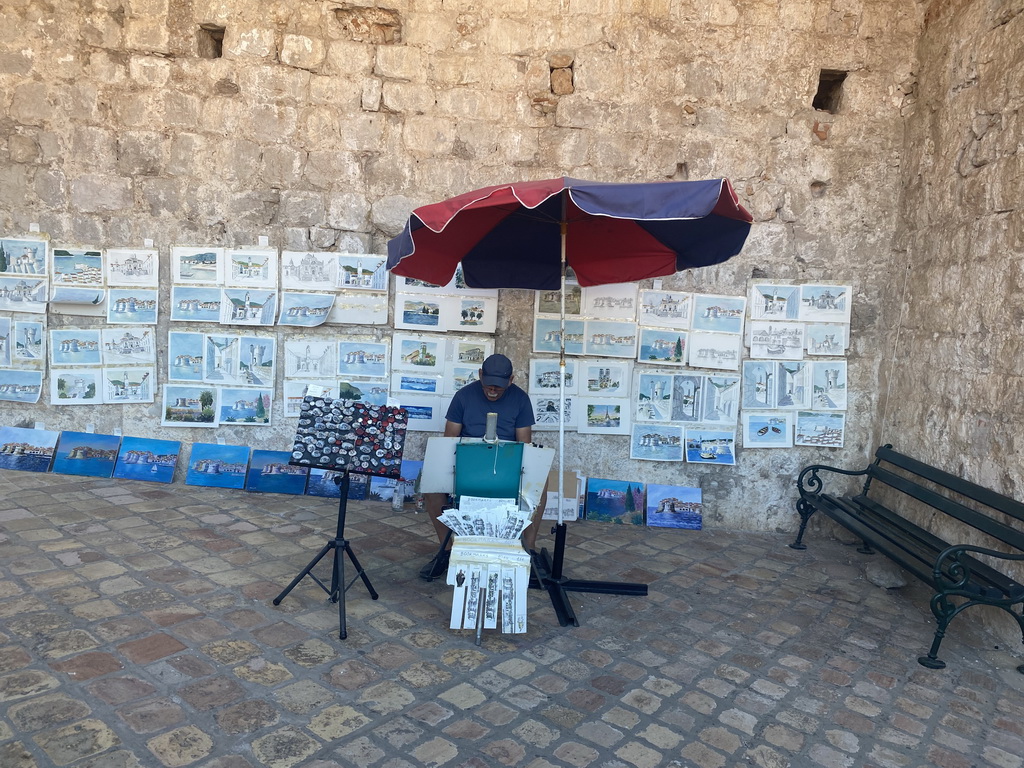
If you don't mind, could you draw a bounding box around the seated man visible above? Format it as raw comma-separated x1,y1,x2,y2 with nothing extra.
420,353,547,580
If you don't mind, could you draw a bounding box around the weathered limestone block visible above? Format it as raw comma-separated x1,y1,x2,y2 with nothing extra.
125,17,171,53
361,78,382,111
374,46,426,82
303,150,361,190
129,55,171,87
278,191,326,228
9,82,52,126
110,91,162,129
236,65,311,103
199,95,244,136
299,106,341,149
260,145,307,186
116,131,165,176
434,88,509,123
325,41,375,77
327,193,371,231
309,226,338,249
8,134,40,164
192,0,232,25
166,133,210,177
33,168,66,207
0,166,33,213
381,81,437,114
281,34,326,71
163,91,204,130
336,113,385,152
370,195,417,237
140,178,185,217
227,27,277,60
283,227,312,251
335,232,371,253
550,68,574,96
399,13,459,51
70,174,133,214
245,103,299,143
0,51,33,76
308,75,363,107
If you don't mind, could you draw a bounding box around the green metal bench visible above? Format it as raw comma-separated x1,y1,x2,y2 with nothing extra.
791,444,1024,672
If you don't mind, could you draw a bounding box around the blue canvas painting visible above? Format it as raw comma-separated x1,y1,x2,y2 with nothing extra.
168,332,205,382
369,459,424,503
584,477,645,525
113,436,181,484
186,443,250,488
684,427,736,465
52,431,121,478
246,450,308,495
646,484,702,529
0,426,59,472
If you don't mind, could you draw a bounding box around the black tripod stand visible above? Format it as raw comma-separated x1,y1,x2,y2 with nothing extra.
272,469,377,639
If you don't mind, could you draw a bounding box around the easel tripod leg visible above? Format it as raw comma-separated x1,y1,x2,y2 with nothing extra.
272,543,333,606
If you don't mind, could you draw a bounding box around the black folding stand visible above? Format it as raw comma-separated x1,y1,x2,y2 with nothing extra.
272,470,377,639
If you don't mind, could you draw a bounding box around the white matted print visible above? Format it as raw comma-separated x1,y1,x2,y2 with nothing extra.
391,371,443,395
669,373,704,423
748,320,805,361
284,339,336,379
327,291,388,325
638,290,691,329
336,253,388,291
50,368,103,405
1,276,48,313
449,296,497,334
742,411,793,448
162,384,219,427
691,294,746,335
534,317,585,355
170,286,222,323
806,323,848,355
277,292,334,327
701,375,741,424
225,248,278,289
51,246,103,286
219,387,272,425
749,283,800,320
446,365,480,395
391,333,444,373
585,320,637,359
535,283,582,316
580,360,630,398
280,251,337,291
0,368,43,403
168,332,204,382
688,331,742,371
578,399,630,435
637,327,687,366
799,284,852,324
810,360,848,410
795,411,846,447
394,394,444,432
171,247,223,285
1,236,48,276
629,423,683,462
775,361,812,409
102,366,155,404
239,335,276,388
339,378,388,406
530,395,575,431
105,249,159,287
102,327,156,365
529,358,578,395
684,427,736,465
581,283,638,321
451,338,493,368
740,360,776,410
394,293,444,331
204,334,244,385
219,289,277,326
50,329,102,366
634,371,673,422
107,289,158,325
13,321,45,363
338,340,389,378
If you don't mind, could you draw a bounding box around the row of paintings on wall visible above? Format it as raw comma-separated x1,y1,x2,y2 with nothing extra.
583,478,703,529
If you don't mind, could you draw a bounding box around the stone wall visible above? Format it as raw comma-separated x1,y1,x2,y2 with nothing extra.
0,0,923,531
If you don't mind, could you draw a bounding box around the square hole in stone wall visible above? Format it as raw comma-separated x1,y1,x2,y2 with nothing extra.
197,25,225,59
813,69,847,114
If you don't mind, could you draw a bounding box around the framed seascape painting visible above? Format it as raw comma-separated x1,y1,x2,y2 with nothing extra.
691,293,746,335
741,411,794,449
394,394,444,432
218,387,272,426
105,248,159,287
684,427,737,465
795,410,846,448
799,284,852,324
246,450,308,495
749,283,800,320
529,358,578,396
52,431,121,477
337,379,388,406
49,286,106,317
629,422,683,462
225,247,279,289
394,293,444,331
391,371,443,396
584,478,645,525
171,246,223,285
638,290,691,329
307,468,371,500
0,425,59,472
113,436,181,483
170,286,222,323
51,246,103,287
637,327,687,366
186,443,250,488
646,484,702,530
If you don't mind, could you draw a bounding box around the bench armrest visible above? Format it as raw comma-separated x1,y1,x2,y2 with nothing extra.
934,544,1024,601
798,463,869,497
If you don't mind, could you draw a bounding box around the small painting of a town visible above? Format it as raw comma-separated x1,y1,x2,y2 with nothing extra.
701,375,741,424
669,373,704,423
584,478,645,525
0,236,48,276
52,431,121,477
171,247,223,285
798,284,851,324
453,339,492,368
277,292,334,327
391,334,443,373
225,248,278,289
810,360,848,410
105,248,159,287
336,254,388,291
742,411,793,448
741,361,775,410
239,335,276,387
453,296,497,333
50,329,102,366
102,327,155,365
795,411,846,448
50,369,102,405
0,275,48,313
637,328,687,365
107,288,158,325
170,286,221,323
530,395,575,430
219,387,272,425
446,365,480,394
0,369,43,404
219,289,277,326
281,251,337,291
685,427,736,465
748,321,805,361
185,443,249,488
535,283,582,315
629,423,683,462
167,332,204,382
774,361,811,409
582,361,631,398
638,290,692,329
634,372,673,422
806,323,847,356
395,294,442,330
102,366,154,403
285,339,336,379
646,484,702,529
13,321,45,363
51,246,103,286
284,381,329,417
306,468,370,500
112,436,181,483
581,283,638,321
585,320,637,359
246,450,308,494
749,283,800,320
533,317,585,355
337,341,388,378
578,399,629,435
162,385,218,427
688,331,741,371
369,459,424,504
529,359,578,395
691,294,746,335
327,291,388,325
0,426,58,472
204,334,243,384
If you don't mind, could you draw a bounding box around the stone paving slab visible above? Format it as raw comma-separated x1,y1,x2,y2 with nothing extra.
2,469,1023,768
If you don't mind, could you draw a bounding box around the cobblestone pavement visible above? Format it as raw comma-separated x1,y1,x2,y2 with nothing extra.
2,469,1023,768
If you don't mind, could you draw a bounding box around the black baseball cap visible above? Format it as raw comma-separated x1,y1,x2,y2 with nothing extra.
480,354,513,388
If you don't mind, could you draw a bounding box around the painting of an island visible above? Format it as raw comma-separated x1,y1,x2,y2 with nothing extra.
186,443,250,488
646,484,702,530
113,436,181,484
246,450,308,495
51,431,121,478
0,426,59,472
584,478,645,525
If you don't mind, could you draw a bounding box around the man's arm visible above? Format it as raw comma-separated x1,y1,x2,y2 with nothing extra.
515,426,532,444
443,420,462,438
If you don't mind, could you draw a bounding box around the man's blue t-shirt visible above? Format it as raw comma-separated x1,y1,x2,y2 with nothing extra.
445,381,534,441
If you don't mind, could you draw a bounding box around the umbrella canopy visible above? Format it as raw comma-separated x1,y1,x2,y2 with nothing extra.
386,177,753,289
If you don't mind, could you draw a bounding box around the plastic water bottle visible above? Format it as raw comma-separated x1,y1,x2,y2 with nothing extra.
391,484,405,511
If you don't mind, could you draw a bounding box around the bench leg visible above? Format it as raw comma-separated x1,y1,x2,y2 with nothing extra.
857,541,875,555
919,593,956,670
789,498,815,550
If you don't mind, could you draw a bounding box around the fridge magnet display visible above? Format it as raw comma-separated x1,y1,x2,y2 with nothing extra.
391,333,444,373
0,276,48,313
51,431,121,477
107,288,158,324
637,327,687,365
684,427,737,465
646,484,702,530
687,331,742,371
749,283,800,320
810,360,848,410
748,320,805,361
0,236,47,276
51,246,103,286
218,387,272,425
584,477,645,525
281,251,337,291
277,292,335,327
0,425,59,472
246,450,308,494
798,284,852,324
290,398,408,477
171,246,223,284
336,253,388,291
701,375,741,424
284,339,336,379
629,422,684,462
581,283,638,321
691,293,746,335
50,329,102,366
219,289,277,326
170,285,222,323
584,320,637,359
112,436,181,483
326,291,388,325
395,293,443,331
185,442,249,488
638,290,692,329
795,410,846,447
102,327,156,365
225,248,278,289
578,399,630,435
105,248,159,287
536,283,581,315
530,395,575,431
394,394,444,432
162,385,219,427
669,373,704,423
102,366,155,403
741,411,794,448
13,321,45,363
634,371,673,421
168,332,204,382
337,340,388,378
806,323,848,355
239,335,276,388
529,358,578,395
533,317,585,355
0,369,43,403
